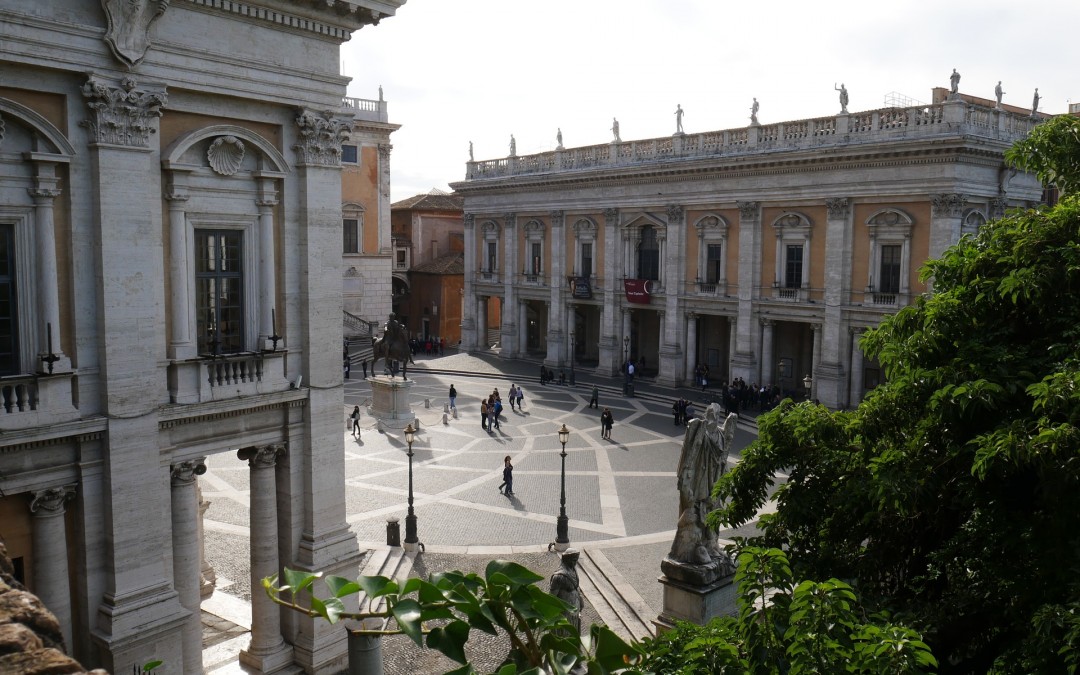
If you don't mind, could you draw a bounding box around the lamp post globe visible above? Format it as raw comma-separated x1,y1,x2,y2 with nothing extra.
803,374,813,401
555,424,570,549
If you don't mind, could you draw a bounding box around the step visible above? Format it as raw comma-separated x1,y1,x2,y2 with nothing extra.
577,548,655,643
357,546,415,615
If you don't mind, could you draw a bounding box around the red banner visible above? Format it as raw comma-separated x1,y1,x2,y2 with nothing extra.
624,279,652,304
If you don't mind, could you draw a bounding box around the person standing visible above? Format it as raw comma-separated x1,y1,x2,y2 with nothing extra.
361,358,368,378
589,385,599,409
498,455,514,495
492,396,502,430
601,408,614,440
516,385,524,409
343,351,350,380
449,383,457,410
672,399,682,426
480,399,489,431
508,384,518,411
350,405,361,437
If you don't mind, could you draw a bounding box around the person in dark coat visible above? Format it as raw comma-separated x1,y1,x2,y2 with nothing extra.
498,455,514,495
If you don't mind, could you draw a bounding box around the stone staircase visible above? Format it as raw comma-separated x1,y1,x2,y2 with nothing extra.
357,546,414,615
576,548,656,643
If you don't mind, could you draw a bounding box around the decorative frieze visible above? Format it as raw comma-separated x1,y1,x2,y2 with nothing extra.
81,75,167,147
101,0,169,68
826,197,850,219
207,136,246,175
931,193,967,218
294,109,352,166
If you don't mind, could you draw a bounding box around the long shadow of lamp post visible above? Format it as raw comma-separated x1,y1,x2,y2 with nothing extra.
549,423,571,552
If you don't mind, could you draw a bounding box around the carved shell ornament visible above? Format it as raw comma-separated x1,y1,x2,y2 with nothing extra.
207,136,246,175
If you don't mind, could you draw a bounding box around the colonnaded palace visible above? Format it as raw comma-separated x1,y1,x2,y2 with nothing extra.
452,90,1044,409
0,2,403,674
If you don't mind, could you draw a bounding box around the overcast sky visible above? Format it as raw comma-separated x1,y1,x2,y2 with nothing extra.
342,0,1079,203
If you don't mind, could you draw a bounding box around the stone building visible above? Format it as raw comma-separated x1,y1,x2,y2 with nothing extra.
391,189,466,342
0,2,404,674
452,89,1043,409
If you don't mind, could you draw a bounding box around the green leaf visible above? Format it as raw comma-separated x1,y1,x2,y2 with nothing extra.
281,567,320,595
485,560,544,586
357,575,398,599
426,619,470,664
391,598,424,646
324,575,361,599
141,660,163,672
589,624,640,671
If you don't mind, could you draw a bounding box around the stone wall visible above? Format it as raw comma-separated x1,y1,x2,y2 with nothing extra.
0,541,107,674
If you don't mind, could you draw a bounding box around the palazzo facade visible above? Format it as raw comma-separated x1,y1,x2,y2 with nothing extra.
0,1,404,674
453,93,1042,408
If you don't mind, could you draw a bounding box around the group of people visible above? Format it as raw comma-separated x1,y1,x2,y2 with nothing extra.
693,363,711,390
408,336,445,356
539,365,566,385
720,378,782,415
671,398,694,426
480,388,504,431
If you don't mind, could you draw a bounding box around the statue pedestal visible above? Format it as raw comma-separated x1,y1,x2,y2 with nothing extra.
654,557,737,632
367,376,416,429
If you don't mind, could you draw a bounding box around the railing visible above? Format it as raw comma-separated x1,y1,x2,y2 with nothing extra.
395,262,407,270
465,101,1038,180
0,375,37,413
344,311,377,337
206,353,264,388
341,96,388,123
522,273,545,285
478,270,499,283
695,281,718,295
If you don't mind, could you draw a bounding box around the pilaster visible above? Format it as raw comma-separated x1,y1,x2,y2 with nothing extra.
462,213,478,351
658,204,684,386
731,201,761,382
597,208,620,375
815,197,852,409
500,212,518,357
546,210,566,367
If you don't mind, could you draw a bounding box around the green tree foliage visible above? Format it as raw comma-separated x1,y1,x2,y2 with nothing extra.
711,124,1080,672
1005,115,1080,196
637,547,936,675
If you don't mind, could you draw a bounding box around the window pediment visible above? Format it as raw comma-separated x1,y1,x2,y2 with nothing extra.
865,208,913,238
771,211,812,232
695,214,730,236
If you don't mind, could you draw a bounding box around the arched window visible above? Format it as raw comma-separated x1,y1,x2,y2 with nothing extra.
637,226,660,281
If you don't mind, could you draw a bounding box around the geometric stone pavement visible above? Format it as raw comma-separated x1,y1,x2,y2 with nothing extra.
199,351,763,673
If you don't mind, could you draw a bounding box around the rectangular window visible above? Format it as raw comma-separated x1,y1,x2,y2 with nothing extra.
341,145,358,164
531,242,541,275
0,224,18,375
580,243,592,278
343,218,359,253
879,244,901,294
487,242,497,272
784,244,803,288
706,244,723,283
196,229,244,355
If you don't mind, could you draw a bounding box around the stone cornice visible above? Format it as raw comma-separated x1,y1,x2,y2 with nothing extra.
158,390,307,429
177,0,405,41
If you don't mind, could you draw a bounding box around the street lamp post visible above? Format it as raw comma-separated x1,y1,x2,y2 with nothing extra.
803,374,813,402
569,334,576,386
549,424,571,551
403,423,424,552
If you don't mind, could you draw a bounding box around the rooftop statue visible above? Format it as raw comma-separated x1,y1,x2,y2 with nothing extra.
836,83,849,113
611,117,621,143
950,68,961,95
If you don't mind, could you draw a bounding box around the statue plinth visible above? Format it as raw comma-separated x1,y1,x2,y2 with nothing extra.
655,556,737,632
367,375,416,428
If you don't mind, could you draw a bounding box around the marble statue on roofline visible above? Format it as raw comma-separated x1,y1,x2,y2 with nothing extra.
1032,88,1040,117
836,83,849,113
750,97,759,125
611,117,621,143
950,68,961,96
509,134,516,157
674,104,684,134
995,81,1004,108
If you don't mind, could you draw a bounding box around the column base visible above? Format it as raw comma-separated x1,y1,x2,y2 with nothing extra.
240,640,296,674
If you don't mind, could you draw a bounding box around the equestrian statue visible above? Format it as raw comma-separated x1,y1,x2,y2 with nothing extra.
371,313,414,379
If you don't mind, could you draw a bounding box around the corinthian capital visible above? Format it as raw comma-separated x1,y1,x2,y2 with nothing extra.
737,201,760,220
666,204,685,222
826,197,850,219
81,75,167,147
294,108,352,167
932,193,968,218
463,213,476,229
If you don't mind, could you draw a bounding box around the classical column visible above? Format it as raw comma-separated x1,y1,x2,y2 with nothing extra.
760,320,774,386
501,212,518,357
727,318,737,381
685,313,698,379
238,445,292,671
810,323,822,400
567,303,576,358
850,329,866,406
658,205,684,386
171,459,206,675
30,486,75,649
598,208,620,374
462,214,477,351
731,201,761,382
164,184,193,358
477,296,487,348
256,179,279,350
197,484,216,598
27,177,70,371
518,300,528,354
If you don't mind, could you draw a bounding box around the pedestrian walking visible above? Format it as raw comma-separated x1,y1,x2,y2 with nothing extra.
481,399,489,430
600,408,614,440
350,405,361,436
498,455,514,495
672,399,681,425
508,385,518,411
492,396,502,430
449,384,457,410
589,385,599,408
516,385,525,409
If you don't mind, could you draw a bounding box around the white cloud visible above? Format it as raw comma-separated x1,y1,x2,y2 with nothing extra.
344,0,1080,201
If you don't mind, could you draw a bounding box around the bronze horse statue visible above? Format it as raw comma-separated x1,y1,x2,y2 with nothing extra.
371,315,414,379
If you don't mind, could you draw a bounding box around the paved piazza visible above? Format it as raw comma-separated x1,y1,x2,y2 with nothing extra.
199,352,760,671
